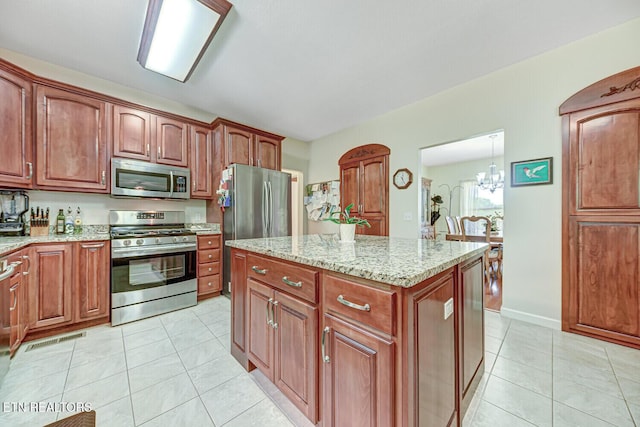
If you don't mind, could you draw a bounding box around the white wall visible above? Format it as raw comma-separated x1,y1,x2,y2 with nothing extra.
307,17,640,328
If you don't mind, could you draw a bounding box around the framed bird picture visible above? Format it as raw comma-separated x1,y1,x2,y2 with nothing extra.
511,157,553,186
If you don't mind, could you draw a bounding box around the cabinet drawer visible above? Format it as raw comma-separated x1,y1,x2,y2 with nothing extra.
247,254,318,304
198,249,220,264
197,235,221,249
198,275,221,294
198,261,220,277
323,274,396,335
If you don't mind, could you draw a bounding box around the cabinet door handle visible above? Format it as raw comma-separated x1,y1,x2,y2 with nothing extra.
9,284,18,311
321,326,330,363
146,143,150,156
337,294,371,312
271,300,278,329
26,162,33,179
101,170,106,185
22,255,30,276
282,276,302,288
252,266,267,275
81,243,105,249
158,145,162,159
266,297,273,326
0,264,15,281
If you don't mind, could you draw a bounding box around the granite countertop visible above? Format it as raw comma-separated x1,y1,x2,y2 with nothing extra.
0,233,111,257
225,234,488,287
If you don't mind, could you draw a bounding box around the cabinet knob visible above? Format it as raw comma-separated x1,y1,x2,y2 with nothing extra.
208,254,213,259
208,267,212,272
208,240,212,245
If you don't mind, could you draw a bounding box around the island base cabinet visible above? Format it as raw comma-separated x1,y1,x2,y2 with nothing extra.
458,257,485,417
247,278,319,423
412,273,457,427
322,313,394,427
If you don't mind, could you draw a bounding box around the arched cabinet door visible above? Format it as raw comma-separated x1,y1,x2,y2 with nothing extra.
338,144,390,236
561,66,640,349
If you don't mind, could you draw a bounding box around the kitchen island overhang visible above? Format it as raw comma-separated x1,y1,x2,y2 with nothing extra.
226,234,488,427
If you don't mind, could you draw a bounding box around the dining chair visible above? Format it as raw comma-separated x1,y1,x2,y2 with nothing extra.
445,216,458,234
460,216,501,287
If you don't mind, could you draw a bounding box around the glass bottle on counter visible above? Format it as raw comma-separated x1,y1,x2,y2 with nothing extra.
56,209,65,234
74,207,82,234
65,207,74,234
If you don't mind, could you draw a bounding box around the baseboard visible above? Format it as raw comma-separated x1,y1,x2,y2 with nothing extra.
500,307,561,330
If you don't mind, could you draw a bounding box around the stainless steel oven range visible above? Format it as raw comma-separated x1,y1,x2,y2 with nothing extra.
110,210,197,326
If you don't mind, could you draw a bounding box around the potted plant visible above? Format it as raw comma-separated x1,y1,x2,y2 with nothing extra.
325,203,370,242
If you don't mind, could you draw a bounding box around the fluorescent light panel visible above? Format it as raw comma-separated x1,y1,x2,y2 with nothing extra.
138,0,232,82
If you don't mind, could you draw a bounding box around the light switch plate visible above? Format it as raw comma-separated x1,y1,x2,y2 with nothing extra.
444,298,454,320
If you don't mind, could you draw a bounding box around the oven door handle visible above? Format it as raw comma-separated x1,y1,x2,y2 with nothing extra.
111,243,196,259
169,171,174,198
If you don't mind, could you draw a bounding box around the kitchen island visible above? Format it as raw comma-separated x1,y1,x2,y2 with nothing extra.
226,234,487,427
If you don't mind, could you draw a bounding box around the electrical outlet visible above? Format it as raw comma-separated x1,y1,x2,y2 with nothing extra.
444,298,454,320
403,211,413,221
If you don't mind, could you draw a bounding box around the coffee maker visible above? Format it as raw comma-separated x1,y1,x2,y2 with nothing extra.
0,190,29,236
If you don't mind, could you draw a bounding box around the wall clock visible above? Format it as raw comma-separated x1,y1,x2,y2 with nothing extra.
393,168,413,189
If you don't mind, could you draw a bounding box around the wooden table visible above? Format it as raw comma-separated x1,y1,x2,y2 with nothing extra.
446,233,503,245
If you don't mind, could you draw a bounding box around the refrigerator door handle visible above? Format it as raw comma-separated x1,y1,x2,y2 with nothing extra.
262,182,268,235
268,181,273,235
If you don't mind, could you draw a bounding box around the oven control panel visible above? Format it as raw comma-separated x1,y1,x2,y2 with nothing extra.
136,212,165,220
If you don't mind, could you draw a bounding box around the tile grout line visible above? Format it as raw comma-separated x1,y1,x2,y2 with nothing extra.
603,346,638,427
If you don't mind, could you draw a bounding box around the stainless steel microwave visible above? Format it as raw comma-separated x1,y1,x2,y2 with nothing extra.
111,158,190,200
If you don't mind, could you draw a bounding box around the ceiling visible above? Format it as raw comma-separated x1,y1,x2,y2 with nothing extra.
1,1,640,142
421,131,504,167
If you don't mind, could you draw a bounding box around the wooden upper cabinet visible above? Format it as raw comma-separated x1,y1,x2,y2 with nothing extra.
190,125,214,198
35,85,108,192
113,106,190,167
156,115,189,167
225,126,253,166
0,67,33,188
339,144,390,236
214,119,283,171
255,134,281,170
113,105,152,161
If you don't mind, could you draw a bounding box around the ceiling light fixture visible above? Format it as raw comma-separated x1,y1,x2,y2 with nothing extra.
476,134,505,193
137,0,232,82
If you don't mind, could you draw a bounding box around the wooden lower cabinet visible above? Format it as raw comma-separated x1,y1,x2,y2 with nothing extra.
30,243,73,330
231,250,248,367
247,278,319,422
322,313,394,427
74,241,110,321
8,249,30,355
28,241,110,336
197,235,222,298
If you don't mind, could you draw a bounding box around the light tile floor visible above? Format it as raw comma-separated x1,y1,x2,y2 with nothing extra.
1,297,638,426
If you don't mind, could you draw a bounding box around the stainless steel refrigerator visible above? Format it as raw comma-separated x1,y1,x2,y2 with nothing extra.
223,164,291,294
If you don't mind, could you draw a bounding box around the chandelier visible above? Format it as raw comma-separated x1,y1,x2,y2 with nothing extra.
476,134,504,193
